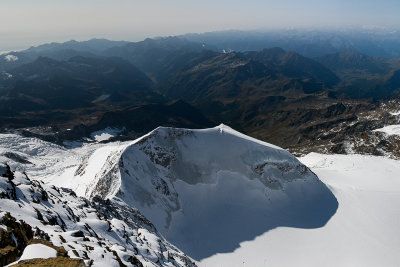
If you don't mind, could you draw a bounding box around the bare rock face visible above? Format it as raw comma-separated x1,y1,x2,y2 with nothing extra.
9,257,86,267
0,213,33,266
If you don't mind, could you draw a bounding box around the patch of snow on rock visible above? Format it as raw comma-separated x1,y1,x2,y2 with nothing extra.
4,54,18,62
90,127,123,142
19,244,57,261
373,124,400,136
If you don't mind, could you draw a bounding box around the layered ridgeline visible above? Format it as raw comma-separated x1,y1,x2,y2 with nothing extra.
0,125,337,262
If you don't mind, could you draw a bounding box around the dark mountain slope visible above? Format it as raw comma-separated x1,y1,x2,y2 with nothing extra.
10,56,151,88
104,37,214,82
386,70,400,92
14,100,213,143
0,56,154,113
156,50,342,133
161,52,276,102
244,47,340,87
94,99,213,134
26,38,129,53
0,39,128,72
315,50,392,74
315,50,400,99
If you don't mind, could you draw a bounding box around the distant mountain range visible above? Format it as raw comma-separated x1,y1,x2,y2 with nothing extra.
181,29,400,58
315,50,400,98
0,33,400,153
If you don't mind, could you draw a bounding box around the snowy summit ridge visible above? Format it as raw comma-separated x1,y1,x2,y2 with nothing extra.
85,124,293,197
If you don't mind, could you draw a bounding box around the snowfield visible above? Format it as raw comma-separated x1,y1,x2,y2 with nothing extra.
201,153,400,267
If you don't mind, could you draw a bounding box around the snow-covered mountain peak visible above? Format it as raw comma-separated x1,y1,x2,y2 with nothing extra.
83,125,307,200
71,125,337,260
217,123,230,131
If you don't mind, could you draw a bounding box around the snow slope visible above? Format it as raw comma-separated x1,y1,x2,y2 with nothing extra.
66,124,338,260
0,132,127,196
201,153,400,267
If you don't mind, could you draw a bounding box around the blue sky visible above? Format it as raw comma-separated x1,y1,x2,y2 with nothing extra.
1,0,399,51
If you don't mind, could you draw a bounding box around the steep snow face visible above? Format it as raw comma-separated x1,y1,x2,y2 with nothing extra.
78,124,338,260
201,153,400,267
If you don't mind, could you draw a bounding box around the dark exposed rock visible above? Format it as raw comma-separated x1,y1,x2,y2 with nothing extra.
3,152,32,164
71,230,85,238
9,257,86,267
0,213,33,266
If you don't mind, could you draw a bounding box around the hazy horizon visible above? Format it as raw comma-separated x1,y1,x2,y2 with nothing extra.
1,0,400,51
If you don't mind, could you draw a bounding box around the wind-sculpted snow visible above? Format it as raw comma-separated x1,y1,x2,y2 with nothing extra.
0,125,337,261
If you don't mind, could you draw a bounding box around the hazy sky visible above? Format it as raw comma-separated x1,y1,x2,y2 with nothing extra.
1,0,399,51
